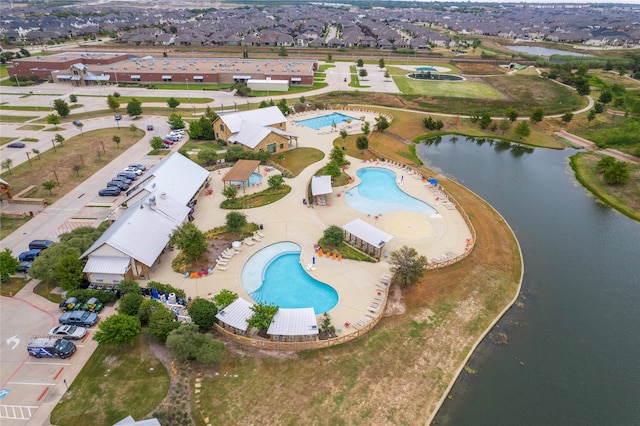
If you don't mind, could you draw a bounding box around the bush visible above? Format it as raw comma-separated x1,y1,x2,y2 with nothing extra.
66,289,118,304
118,293,144,316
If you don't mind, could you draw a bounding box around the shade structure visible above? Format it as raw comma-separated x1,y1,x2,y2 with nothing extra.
427,179,438,185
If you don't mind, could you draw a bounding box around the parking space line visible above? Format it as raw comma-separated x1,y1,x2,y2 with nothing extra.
24,362,71,366
7,381,57,386
0,405,38,420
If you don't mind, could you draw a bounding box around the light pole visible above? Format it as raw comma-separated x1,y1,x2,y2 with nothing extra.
14,75,22,95
185,78,189,100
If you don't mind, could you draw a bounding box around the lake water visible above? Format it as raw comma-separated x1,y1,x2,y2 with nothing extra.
506,45,592,57
416,136,640,425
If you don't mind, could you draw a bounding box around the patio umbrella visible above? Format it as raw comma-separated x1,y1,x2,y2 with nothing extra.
427,179,438,185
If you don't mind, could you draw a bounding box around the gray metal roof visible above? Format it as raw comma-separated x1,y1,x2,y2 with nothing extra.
215,298,254,331
267,307,318,336
83,255,130,274
220,106,286,133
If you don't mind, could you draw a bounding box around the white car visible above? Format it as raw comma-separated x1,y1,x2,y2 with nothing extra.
123,167,143,175
49,324,87,340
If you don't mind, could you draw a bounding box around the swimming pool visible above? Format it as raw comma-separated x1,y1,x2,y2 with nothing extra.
241,242,338,314
345,167,436,216
230,172,262,186
295,112,358,130
416,66,438,72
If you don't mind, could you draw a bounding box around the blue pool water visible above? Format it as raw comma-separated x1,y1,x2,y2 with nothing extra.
416,66,438,72
345,167,436,216
230,172,262,186
295,112,357,130
241,242,338,314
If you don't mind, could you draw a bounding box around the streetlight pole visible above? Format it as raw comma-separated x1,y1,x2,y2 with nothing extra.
14,75,22,95
186,78,189,100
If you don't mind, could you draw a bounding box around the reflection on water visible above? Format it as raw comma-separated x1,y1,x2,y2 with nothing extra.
418,135,640,426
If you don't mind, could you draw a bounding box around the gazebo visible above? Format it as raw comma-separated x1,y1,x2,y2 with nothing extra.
215,298,254,336
311,175,332,206
342,218,393,260
267,308,319,342
222,159,262,192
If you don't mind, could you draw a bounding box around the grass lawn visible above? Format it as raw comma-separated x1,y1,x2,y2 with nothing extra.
0,127,144,203
17,124,45,131
33,279,63,304
0,64,8,78
1,136,18,145
0,115,38,123
0,214,32,240
89,95,214,104
0,277,29,297
275,147,325,176
570,152,640,221
50,336,170,426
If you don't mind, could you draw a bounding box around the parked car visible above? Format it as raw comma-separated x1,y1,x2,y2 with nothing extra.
78,297,104,313
164,135,180,142
27,338,76,359
114,114,122,120
16,261,32,273
107,181,130,191
98,187,121,196
18,249,41,262
7,142,26,148
162,144,172,149
117,172,137,181
59,296,79,311
49,324,87,340
146,125,154,131
128,163,147,171
72,120,82,126
29,239,53,250
162,139,175,145
59,310,99,327
168,132,183,138
123,167,143,175
111,176,133,185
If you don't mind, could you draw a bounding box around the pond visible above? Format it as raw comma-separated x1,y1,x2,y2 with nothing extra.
506,45,592,57
417,135,640,425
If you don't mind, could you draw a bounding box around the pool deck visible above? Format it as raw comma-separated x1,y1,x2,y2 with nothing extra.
150,109,472,336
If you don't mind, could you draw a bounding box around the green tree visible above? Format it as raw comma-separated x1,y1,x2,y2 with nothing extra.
138,299,164,326
197,116,215,139
247,302,279,331
603,161,630,184
587,109,597,122
359,68,368,77
213,289,238,309
276,98,290,115
167,97,180,110
196,339,227,366
112,135,121,148
106,95,120,111
479,113,492,129
126,98,142,118
225,211,247,232
55,133,65,147
118,279,142,295
330,145,346,165
575,77,591,96
53,99,70,117
55,255,84,291
46,113,60,129
593,102,605,114
378,58,385,68
42,180,57,196
170,222,208,262
32,148,41,160
356,135,369,153
389,245,428,289
166,323,226,365
0,249,19,281
325,161,341,178
597,156,617,172
357,59,364,67
1,159,13,175
93,314,141,347
187,298,218,329
505,108,518,122
514,121,531,139
374,115,389,132
148,306,179,343
118,293,144,316
222,185,238,200
150,136,164,151
322,225,344,247
129,124,138,136
188,120,203,140
598,91,612,105
499,119,511,134
197,149,218,166
167,113,185,129
561,112,574,123
267,174,284,189
59,224,108,253
69,94,78,103
278,46,288,56
530,108,545,123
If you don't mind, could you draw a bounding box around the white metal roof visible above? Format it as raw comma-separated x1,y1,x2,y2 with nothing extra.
342,218,393,247
267,308,318,336
215,298,254,331
228,121,271,149
83,256,130,274
311,175,333,196
219,106,286,134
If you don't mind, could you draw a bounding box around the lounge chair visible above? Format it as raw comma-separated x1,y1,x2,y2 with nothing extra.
255,231,265,238
216,265,227,271
251,236,262,243
380,274,391,284
244,238,256,246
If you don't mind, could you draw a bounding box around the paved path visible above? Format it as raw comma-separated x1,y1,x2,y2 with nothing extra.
555,130,639,164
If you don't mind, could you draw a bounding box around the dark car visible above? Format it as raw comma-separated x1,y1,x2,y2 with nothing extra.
7,142,26,148
16,261,32,273
128,163,147,171
111,176,133,185
58,310,99,327
18,249,42,262
98,187,121,196
146,125,154,131
107,181,130,191
72,120,83,126
117,172,137,181
114,114,122,120
29,239,53,250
